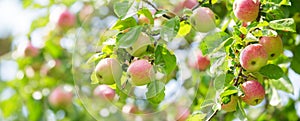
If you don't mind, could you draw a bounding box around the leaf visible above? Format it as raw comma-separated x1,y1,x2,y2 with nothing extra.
117,26,142,48
187,113,206,121
269,18,296,32
137,8,154,24
90,71,99,84
279,0,291,6
160,17,180,42
214,74,225,91
291,45,300,74
269,76,294,93
112,17,137,31
220,88,238,98
235,99,247,121
146,80,165,99
30,16,49,32
199,32,230,55
113,1,131,19
86,53,104,64
177,21,191,36
259,64,284,79
23,0,33,8
154,45,177,74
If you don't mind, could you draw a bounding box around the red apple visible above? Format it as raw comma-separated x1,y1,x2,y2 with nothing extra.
127,59,154,86
240,80,265,106
174,0,198,13
48,86,73,108
57,10,76,28
190,7,216,32
93,84,116,101
176,107,190,121
259,36,283,60
233,0,260,22
94,58,123,85
240,44,268,72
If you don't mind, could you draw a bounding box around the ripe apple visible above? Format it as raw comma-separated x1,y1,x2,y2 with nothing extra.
240,44,268,72
233,0,260,22
127,59,154,86
138,14,150,25
174,0,198,13
24,42,39,57
189,52,210,71
57,10,76,28
259,36,283,60
122,104,138,114
126,32,152,57
190,7,216,33
240,80,265,106
221,95,237,112
48,86,73,108
93,84,115,101
176,107,190,121
94,58,123,85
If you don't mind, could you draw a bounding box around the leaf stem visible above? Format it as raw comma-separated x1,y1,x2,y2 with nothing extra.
206,109,218,121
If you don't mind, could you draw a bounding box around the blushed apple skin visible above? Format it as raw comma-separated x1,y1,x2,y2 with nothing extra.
93,84,115,101
127,59,154,86
190,7,216,32
240,80,265,106
24,43,39,57
240,44,268,72
95,58,123,85
233,0,260,22
189,52,210,71
174,0,198,13
259,36,283,60
48,87,73,108
222,96,238,112
126,32,152,57
57,10,76,28
176,107,190,121
138,15,150,25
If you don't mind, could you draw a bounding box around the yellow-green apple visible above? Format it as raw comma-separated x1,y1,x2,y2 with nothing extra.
48,86,73,108
240,44,268,72
221,95,238,112
259,36,283,60
127,59,154,86
190,7,216,32
94,58,123,85
233,0,260,22
126,32,152,57
57,10,76,28
240,80,265,106
93,84,115,101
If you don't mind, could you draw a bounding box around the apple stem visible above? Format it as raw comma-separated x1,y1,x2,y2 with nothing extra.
206,109,218,121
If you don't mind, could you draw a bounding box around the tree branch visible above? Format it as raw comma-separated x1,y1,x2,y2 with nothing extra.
234,67,243,86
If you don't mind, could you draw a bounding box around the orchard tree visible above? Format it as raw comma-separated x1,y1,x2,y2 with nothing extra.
0,0,300,121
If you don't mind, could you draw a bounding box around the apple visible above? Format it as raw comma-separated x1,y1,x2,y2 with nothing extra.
24,42,39,57
138,14,150,25
240,44,268,72
93,84,116,101
126,32,152,57
233,0,260,22
57,10,76,28
127,59,154,86
221,95,238,112
240,80,265,106
190,7,216,32
259,36,283,60
189,52,210,71
174,0,198,13
122,104,138,114
176,107,190,121
48,86,73,108
94,58,123,85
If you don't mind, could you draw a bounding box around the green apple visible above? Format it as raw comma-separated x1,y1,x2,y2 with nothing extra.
190,7,216,32
126,32,152,57
94,58,123,85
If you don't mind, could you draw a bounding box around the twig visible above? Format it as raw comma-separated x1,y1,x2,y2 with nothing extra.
206,109,218,121
141,0,158,11
234,67,243,86
192,0,208,11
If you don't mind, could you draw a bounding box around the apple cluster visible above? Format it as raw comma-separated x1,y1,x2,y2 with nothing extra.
221,0,284,112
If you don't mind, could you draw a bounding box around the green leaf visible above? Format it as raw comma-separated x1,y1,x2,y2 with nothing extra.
154,45,177,74
269,18,296,32
86,53,104,64
279,0,291,6
160,17,180,41
112,17,137,31
259,64,284,79
214,74,225,91
117,26,142,48
30,16,49,32
291,45,300,74
27,98,43,121
23,0,33,8
235,99,247,121
269,76,294,93
187,113,206,121
199,32,230,55
137,8,154,24
220,88,238,98
113,1,132,19
147,81,165,104
90,71,99,84
146,80,165,99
